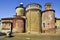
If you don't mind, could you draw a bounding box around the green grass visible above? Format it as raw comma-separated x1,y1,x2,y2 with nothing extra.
0,33,60,40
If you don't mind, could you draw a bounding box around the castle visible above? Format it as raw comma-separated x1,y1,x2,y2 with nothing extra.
0,3,60,34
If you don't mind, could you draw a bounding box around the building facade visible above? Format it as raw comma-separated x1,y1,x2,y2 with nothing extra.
26,4,42,33
13,16,25,33
1,18,13,33
13,3,26,33
56,18,60,33
42,3,55,33
1,3,60,34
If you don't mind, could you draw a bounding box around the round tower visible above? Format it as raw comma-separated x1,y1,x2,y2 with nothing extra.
26,3,42,33
42,3,55,33
45,3,52,10
13,3,25,33
16,3,25,16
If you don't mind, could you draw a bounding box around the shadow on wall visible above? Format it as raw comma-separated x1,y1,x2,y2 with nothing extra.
23,19,26,33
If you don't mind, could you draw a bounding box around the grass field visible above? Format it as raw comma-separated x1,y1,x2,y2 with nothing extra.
0,33,60,40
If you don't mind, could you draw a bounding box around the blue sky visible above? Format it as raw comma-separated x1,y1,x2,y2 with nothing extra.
0,0,60,19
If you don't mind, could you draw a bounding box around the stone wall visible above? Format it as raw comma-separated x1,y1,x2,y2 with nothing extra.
13,16,25,33
42,10,55,33
1,19,13,33
26,4,42,33
56,19,60,33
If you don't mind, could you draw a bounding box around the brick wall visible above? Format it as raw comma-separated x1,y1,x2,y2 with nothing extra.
42,11,55,33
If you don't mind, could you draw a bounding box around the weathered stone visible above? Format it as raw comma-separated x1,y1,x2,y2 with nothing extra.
42,3,55,33
13,16,25,33
26,4,42,33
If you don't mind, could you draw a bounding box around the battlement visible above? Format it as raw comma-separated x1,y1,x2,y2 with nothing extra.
26,3,42,11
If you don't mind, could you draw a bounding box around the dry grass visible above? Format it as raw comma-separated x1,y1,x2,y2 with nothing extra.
0,33,60,40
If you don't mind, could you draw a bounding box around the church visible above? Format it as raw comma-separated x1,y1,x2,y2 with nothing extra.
0,3,60,34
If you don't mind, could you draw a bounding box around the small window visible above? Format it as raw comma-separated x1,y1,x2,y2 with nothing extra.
43,23,45,27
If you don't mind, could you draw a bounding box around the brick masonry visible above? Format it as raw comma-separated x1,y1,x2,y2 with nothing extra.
13,16,25,33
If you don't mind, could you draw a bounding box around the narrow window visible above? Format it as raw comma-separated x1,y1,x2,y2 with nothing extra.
43,23,45,28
